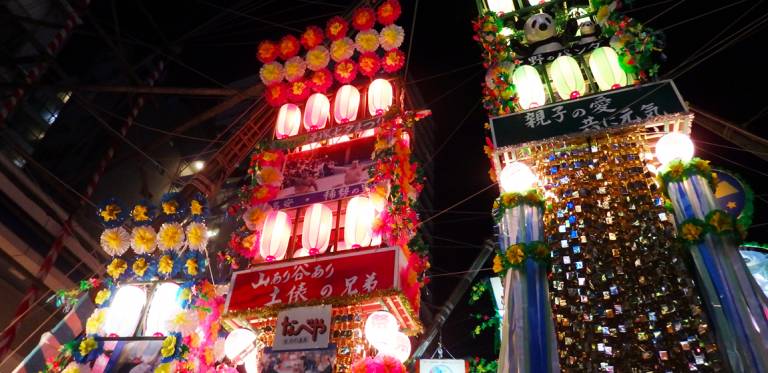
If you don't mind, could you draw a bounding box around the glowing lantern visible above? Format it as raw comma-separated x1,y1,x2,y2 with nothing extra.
589,46,627,91
550,56,586,99
511,65,546,109
499,162,537,193
486,0,514,13
301,203,333,255
344,196,374,249
102,285,146,337
655,132,694,166
378,331,411,363
143,282,183,336
260,210,291,261
334,84,360,123
364,311,399,348
225,328,259,373
304,93,330,131
367,79,393,116
275,103,301,139
527,0,552,5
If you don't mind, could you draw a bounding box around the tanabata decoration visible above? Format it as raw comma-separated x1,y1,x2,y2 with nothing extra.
278,35,301,60
287,79,311,102
189,193,208,222
160,192,186,222
308,68,334,93
381,49,405,73
283,56,307,82
355,29,380,53
259,61,284,85
334,59,358,84
330,37,355,62
265,82,288,107
326,16,349,41
358,52,381,78
300,25,325,50
100,227,130,256
130,225,157,254
130,200,155,226
97,198,127,228
377,0,402,26
379,24,405,51
352,7,376,31
157,222,185,252
305,45,330,71
257,40,279,64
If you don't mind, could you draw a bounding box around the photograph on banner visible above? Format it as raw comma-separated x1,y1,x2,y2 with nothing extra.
278,135,375,199
259,345,336,373
104,340,164,373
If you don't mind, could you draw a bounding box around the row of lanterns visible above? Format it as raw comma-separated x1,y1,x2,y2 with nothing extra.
275,79,394,139
513,46,627,109
259,196,379,261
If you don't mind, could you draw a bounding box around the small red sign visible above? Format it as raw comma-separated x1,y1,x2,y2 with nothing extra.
225,247,401,313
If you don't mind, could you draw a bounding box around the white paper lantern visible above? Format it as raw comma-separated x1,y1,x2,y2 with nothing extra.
499,162,537,193
276,103,301,139
378,331,411,363
364,311,399,348
589,46,627,91
102,285,146,337
143,282,183,336
225,328,259,373
368,79,393,116
655,132,694,166
486,0,515,13
334,85,360,124
511,65,546,109
260,210,292,261
301,203,333,255
344,196,374,249
304,93,330,131
550,56,587,99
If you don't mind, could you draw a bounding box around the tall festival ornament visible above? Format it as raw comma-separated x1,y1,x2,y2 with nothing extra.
367,79,393,116
259,211,291,261
275,103,301,139
334,84,360,124
300,203,333,256
344,196,375,249
304,93,330,131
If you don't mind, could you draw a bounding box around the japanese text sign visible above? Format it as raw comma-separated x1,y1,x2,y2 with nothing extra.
273,305,332,351
274,116,382,148
225,247,402,314
490,80,687,148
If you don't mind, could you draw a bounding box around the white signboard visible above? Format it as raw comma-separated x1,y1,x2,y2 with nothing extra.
273,305,332,351
419,359,467,373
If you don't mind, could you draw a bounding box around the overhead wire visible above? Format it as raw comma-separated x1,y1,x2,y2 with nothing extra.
403,0,419,84
644,0,686,25
425,99,481,166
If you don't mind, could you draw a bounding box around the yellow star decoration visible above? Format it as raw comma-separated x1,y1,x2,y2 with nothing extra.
100,204,121,222
727,201,737,209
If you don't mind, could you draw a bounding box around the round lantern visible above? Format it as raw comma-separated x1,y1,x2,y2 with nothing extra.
304,93,330,131
367,79,393,116
143,282,182,336
364,311,399,348
589,46,627,91
225,328,259,373
377,331,411,363
334,84,361,124
301,203,333,255
549,56,586,99
260,210,292,261
527,0,552,5
486,0,515,13
511,65,546,110
655,132,694,167
344,196,374,249
276,103,301,139
102,285,146,337
499,162,537,193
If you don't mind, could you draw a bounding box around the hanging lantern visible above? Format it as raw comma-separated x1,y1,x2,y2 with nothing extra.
275,103,301,139
486,0,515,13
367,79,393,116
549,56,587,99
102,285,146,337
304,93,330,131
589,46,627,91
511,65,546,110
334,84,360,124
527,0,552,5
301,203,333,255
344,196,374,249
364,311,399,349
225,329,259,373
259,211,292,261
143,282,183,336
377,331,412,363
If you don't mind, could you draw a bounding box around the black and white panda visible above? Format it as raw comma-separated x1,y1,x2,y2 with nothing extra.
524,13,564,55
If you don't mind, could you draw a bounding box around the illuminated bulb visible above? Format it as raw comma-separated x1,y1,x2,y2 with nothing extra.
499,162,537,193
207,228,219,238
193,161,205,172
500,27,514,37
225,329,259,373
655,132,694,166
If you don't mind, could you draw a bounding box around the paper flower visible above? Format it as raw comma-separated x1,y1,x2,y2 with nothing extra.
506,244,525,265
355,29,379,53
377,0,402,25
154,363,174,373
301,25,325,49
160,192,186,222
380,24,405,51
278,35,301,60
189,193,208,222
158,254,176,277
334,59,358,84
352,7,376,31
106,258,127,280
287,80,311,102
85,308,107,335
258,166,283,187
100,227,130,256
709,210,734,234
160,333,183,363
243,205,270,231
186,222,208,251
130,200,155,226
181,251,206,278
131,226,156,255
131,257,151,278
158,222,185,252
257,40,278,63
330,37,355,62
97,198,127,228
306,46,330,71
283,56,307,82
62,362,91,373
493,255,503,273
73,337,102,363
326,16,349,41
308,68,333,93
251,184,279,204
94,288,111,306
382,49,406,73
259,61,284,85
265,82,288,107
358,52,381,77
167,309,199,335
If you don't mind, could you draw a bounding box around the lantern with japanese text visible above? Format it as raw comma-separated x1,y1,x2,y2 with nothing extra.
367,79,393,116
344,196,374,249
334,84,360,124
102,285,146,337
301,203,333,255
512,65,546,109
304,93,330,131
260,210,292,261
143,282,183,336
276,103,301,139
549,55,586,99
589,46,627,91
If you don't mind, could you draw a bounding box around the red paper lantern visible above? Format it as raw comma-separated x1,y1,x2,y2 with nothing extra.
300,25,325,50
377,0,402,25
326,16,349,41
278,35,301,60
257,40,278,63
308,69,333,93
334,84,360,124
304,93,330,131
358,52,381,78
287,80,311,103
301,203,333,255
367,79,393,116
334,60,358,84
259,211,291,262
275,103,301,139
344,196,374,249
352,7,376,31
265,83,288,107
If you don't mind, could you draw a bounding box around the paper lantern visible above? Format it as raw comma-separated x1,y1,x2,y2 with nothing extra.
486,0,515,13
655,132,694,166
260,211,292,261
499,162,537,193
225,328,259,373
378,331,411,363
364,311,399,348
511,65,546,110
334,84,360,124
276,103,301,139
550,56,587,99
143,282,183,336
301,203,333,255
344,196,374,249
304,93,330,131
367,79,393,116
527,0,552,5
589,46,627,91
102,285,146,337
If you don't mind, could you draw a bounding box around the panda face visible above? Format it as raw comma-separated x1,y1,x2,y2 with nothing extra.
524,13,556,43
580,20,596,36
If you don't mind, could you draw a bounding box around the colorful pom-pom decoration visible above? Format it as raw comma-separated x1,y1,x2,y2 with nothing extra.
358,52,381,78
334,60,358,84
300,25,325,50
257,40,279,63
330,37,355,63
287,80,311,103
326,16,349,41
284,56,307,82
100,227,131,256
265,83,288,107
278,35,301,60
352,7,376,31
259,61,284,85
306,46,331,71
379,24,405,51
382,49,406,73
355,29,380,53
377,0,402,25
308,69,334,93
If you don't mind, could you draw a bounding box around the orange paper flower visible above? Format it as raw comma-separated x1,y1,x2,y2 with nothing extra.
287,80,311,102
257,40,278,63
358,52,380,77
334,60,358,84
300,25,324,50
325,16,349,41
352,7,376,31
278,35,300,60
308,69,333,93
377,0,402,25
382,49,405,73
264,82,287,107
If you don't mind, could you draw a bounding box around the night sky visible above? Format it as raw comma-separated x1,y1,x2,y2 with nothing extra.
54,0,768,361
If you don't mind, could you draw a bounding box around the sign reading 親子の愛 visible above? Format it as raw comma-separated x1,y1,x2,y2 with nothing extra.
490,80,687,148
273,305,332,351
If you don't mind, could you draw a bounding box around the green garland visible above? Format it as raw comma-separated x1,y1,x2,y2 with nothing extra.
492,241,549,274
657,158,717,198
677,209,740,245
469,357,498,373
492,190,546,223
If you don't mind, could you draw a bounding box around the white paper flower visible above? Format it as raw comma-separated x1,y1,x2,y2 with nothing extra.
355,29,380,53
379,24,405,51
243,205,271,231
131,226,157,254
166,309,199,335
100,227,130,256
330,37,355,62
259,61,284,85
284,56,307,82
186,222,208,251
157,222,185,252
306,46,331,71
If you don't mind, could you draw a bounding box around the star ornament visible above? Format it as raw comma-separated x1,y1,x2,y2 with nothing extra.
726,201,737,209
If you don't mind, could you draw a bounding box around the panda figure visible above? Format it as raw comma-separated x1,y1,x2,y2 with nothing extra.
524,13,564,55
576,20,600,45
